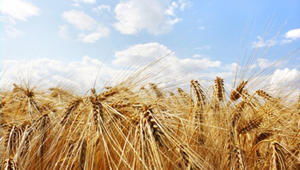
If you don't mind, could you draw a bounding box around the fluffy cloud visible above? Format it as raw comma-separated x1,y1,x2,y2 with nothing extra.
114,43,172,66
165,1,179,16
78,26,110,43
0,56,123,93
281,28,300,44
265,68,300,100
62,10,110,43
114,42,220,69
112,42,223,88
114,0,183,34
256,58,281,69
252,36,276,48
285,28,300,40
0,0,39,38
270,68,300,89
0,0,39,21
63,10,97,31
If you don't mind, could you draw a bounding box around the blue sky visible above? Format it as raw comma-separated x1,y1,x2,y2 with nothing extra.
0,0,300,92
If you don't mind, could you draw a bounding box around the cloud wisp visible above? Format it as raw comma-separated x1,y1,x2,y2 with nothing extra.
252,36,276,48
62,10,110,43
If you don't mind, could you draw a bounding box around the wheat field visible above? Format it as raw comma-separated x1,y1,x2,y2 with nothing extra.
0,67,299,170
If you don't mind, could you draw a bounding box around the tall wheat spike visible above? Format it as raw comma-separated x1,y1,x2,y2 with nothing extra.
230,81,248,101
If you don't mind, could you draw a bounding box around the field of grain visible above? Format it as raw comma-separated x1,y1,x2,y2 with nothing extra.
0,69,299,169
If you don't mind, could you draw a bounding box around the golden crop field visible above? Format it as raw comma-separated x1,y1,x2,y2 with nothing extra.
0,66,299,169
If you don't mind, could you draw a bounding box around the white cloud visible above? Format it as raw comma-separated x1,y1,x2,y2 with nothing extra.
192,54,206,58
256,58,285,70
0,56,123,93
252,36,276,48
0,0,39,38
172,57,221,72
285,28,300,40
114,0,183,35
62,10,110,43
281,28,300,44
79,26,110,43
93,5,111,13
113,43,172,66
270,68,300,90
113,43,220,70
165,1,178,16
63,10,97,31
113,42,221,87
73,0,96,4
0,0,39,21
257,58,274,69
165,0,186,15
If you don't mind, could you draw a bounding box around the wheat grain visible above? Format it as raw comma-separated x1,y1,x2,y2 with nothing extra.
214,76,225,102
230,81,248,101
